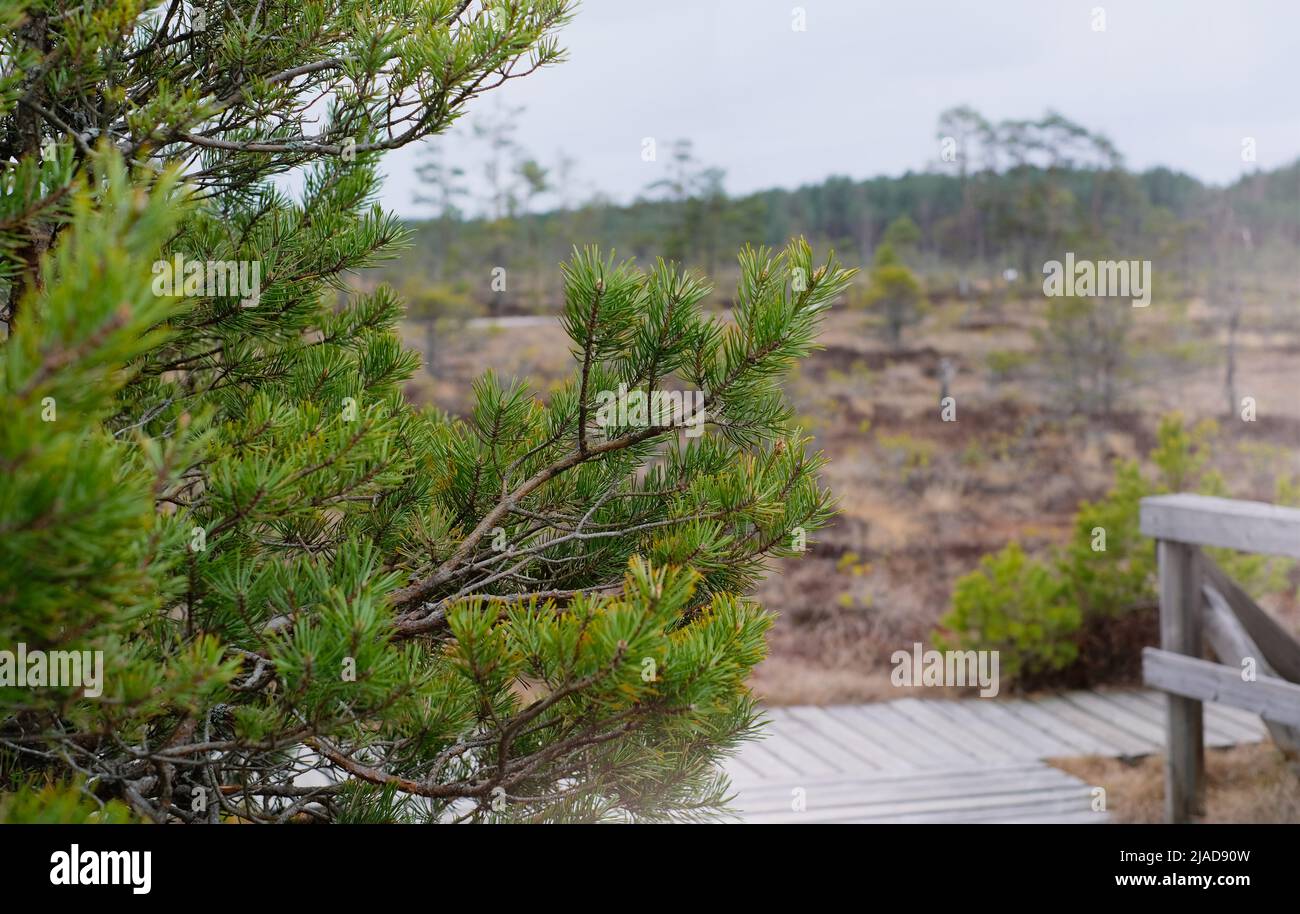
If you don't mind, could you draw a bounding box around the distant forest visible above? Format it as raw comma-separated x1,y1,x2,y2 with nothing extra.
374,108,1300,318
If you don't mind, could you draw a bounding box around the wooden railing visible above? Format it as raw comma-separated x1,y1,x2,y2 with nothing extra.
1140,494,1300,823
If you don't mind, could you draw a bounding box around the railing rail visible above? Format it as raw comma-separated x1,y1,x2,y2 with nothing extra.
1140,494,1300,823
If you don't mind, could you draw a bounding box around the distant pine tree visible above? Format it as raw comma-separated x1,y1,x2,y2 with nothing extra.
0,0,851,822
860,243,926,346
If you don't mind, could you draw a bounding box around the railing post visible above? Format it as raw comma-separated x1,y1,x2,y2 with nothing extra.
1157,539,1205,822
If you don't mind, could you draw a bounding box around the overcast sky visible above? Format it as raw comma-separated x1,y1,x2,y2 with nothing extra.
377,0,1300,219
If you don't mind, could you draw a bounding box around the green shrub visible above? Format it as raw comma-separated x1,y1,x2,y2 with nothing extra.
936,543,1080,681
938,413,1296,688
1061,458,1153,620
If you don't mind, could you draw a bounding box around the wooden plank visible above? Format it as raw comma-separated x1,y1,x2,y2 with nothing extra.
759,712,852,774
733,769,1078,814
728,761,1104,823
987,810,1110,824
1060,691,1165,748
1207,702,1269,736
888,698,1020,764
846,789,1096,824
1204,558,1300,683
719,752,766,783
1158,539,1205,823
738,787,1090,823
855,788,1099,824
997,696,1115,756
924,697,1068,758
1167,692,1262,744
738,769,1050,806
1143,648,1300,728
739,783,1092,824
762,757,1046,780
828,704,972,769
765,708,886,775
730,761,1055,798
1098,689,1245,747
1202,585,1300,758
781,706,911,772
959,698,1073,755
753,727,841,780
1140,494,1300,559
1127,688,1265,741
732,739,802,780
821,704,947,770
1028,695,1154,756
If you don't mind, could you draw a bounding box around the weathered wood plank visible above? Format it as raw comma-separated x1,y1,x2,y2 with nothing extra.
1158,539,1205,823
765,708,886,775
841,789,1096,824
987,810,1109,824
1099,689,1247,747
719,752,766,783
732,739,802,780
889,698,1020,764
926,697,1069,757
762,713,853,776
830,704,973,768
1203,557,1300,683
1140,494,1300,558
1059,691,1166,747
996,696,1116,755
1029,695,1154,756
852,789,1098,824
781,706,909,772
819,705,942,769
737,783,1094,824
1144,647,1300,728
754,727,842,779
1127,687,1266,739
730,760,1048,796
732,761,1054,791
732,769,1079,814
1203,585,1300,759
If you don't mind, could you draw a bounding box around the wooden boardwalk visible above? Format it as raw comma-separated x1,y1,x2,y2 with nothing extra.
724,689,1268,823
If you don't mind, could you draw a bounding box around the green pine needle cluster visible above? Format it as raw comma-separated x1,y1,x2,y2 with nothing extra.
0,1,853,822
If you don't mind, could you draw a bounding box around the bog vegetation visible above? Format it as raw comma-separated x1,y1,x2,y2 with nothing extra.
385,84,1300,703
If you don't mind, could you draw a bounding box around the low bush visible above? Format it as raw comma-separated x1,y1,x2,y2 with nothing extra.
935,414,1296,689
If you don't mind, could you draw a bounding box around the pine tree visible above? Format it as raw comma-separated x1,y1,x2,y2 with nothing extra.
0,1,853,822
860,242,925,346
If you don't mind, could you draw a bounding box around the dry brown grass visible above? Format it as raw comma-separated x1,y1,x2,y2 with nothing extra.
1052,743,1300,823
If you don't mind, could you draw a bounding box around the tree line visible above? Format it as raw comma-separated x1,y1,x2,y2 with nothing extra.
390,106,1299,319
